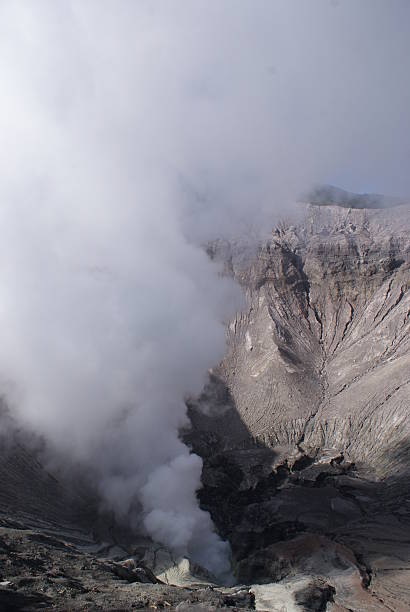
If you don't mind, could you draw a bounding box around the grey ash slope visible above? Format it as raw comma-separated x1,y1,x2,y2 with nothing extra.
218,202,409,469
187,201,410,611
1,199,409,611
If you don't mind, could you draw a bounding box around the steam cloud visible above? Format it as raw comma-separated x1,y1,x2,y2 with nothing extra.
0,0,409,575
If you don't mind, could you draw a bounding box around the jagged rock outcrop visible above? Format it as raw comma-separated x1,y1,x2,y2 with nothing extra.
187,201,410,610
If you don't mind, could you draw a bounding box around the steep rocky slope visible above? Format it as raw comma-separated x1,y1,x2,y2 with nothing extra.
187,202,410,610
215,203,409,465
0,199,409,611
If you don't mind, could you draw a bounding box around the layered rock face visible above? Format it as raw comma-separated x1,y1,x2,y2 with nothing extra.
219,203,409,467
187,202,410,610
0,200,409,611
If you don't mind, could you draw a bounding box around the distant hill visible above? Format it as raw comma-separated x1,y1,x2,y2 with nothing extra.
305,183,406,209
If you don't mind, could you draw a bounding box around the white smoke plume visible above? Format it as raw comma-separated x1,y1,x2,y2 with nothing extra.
0,0,410,575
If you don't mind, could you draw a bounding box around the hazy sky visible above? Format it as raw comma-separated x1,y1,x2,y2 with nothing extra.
0,0,409,575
